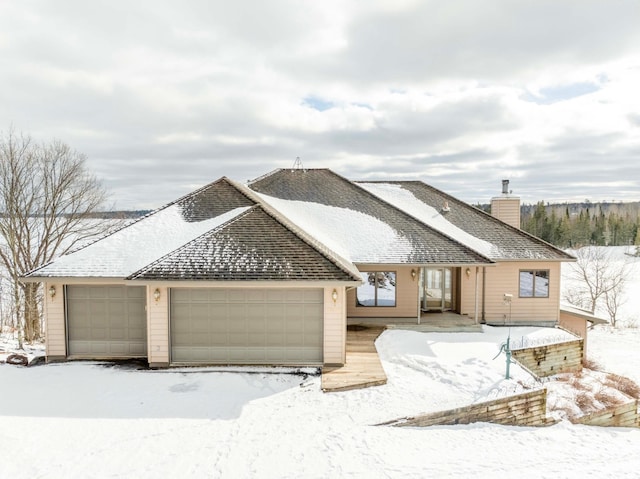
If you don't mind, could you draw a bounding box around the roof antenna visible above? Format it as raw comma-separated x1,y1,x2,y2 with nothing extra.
291,156,305,172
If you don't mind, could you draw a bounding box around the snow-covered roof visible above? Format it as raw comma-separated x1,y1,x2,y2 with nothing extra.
128,205,360,282
25,177,361,282
249,169,494,265
26,203,251,278
358,182,497,258
560,302,609,325
358,180,574,261
253,193,414,263
25,168,572,281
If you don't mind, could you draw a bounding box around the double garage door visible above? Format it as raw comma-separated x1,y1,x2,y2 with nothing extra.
66,285,147,357
170,288,324,365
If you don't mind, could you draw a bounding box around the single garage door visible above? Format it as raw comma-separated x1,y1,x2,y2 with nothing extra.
170,288,323,364
66,285,147,357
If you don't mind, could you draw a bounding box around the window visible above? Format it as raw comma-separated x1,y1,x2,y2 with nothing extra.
519,270,549,298
356,271,396,307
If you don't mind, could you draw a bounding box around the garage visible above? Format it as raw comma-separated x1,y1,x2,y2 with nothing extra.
66,285,147,357
170,288,323,365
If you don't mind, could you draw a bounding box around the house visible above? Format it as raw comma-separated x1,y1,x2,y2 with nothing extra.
24,168,576,368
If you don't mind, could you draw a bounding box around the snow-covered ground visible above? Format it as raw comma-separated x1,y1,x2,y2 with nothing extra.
562,246,640,328
1,323,639,478
1,245,639,478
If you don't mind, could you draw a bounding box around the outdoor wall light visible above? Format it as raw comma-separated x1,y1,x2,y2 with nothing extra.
153,288,161,302
465,267,471,279
48,285,56,299
331,288,338,303
411,268,417,281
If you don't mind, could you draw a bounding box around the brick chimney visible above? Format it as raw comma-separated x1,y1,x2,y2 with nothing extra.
491,179,520,228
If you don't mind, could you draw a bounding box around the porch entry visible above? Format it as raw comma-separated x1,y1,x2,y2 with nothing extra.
420,267,455,312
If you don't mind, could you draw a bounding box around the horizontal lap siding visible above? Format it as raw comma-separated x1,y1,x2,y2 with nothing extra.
490,198,521,229
347,265,418,318
460,269,479,319
148,285,169,366
324,286,346,365
462,262,561,324
45,282,66,358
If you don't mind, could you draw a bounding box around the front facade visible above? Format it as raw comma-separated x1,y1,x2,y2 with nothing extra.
27,169,574,368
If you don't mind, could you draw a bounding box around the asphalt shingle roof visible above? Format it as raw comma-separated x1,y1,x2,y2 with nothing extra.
25,177,359,281
366,181,574,261
129,205,359,281
176,177,256,221
26,167,570,281
249,169,494,265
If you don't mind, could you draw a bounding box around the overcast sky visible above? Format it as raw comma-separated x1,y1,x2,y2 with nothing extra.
2,1,639,210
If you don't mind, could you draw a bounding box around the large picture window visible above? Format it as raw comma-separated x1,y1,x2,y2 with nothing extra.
356,271,396,307
519,270,549,298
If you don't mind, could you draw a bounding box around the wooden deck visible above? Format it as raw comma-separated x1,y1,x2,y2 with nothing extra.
322,313,483,393
321,325,387,393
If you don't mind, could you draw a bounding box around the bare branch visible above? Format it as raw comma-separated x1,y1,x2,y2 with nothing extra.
0,129,111,341
564,246,632,326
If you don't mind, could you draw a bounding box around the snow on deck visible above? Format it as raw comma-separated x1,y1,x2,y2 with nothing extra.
29,206,251,277
359,182,499,258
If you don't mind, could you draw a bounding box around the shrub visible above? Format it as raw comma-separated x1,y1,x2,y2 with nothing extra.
605,373,640,399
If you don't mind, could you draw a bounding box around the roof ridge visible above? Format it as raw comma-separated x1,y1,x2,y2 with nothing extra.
248,167,331,185
229,178,363,281
247,168,283,185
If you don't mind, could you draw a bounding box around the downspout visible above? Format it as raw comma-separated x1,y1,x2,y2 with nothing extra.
481,267,487,324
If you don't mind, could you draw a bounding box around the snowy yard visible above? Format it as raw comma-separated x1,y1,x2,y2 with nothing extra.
1,245,639,477
1,323,640,478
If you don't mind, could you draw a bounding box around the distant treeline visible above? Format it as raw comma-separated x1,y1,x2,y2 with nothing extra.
83,210,152,219
519,201,640,248
0,210,152,219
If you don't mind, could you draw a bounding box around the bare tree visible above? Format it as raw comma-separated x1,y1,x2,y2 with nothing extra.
603,282,626,327
0,129,111,343
564,246,631,325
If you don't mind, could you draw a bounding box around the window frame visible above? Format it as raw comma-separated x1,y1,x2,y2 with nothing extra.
355,271,397,307
518,269,550,298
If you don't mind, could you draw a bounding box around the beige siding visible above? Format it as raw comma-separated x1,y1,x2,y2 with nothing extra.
147,285,169,367
347,265,419,319
559,312,589,355
460,267,481,320
44,282,66,359
491,197,521,229
461,262,561,324
323,286,346,365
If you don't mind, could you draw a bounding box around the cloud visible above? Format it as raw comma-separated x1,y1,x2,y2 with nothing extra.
1,1,639,208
